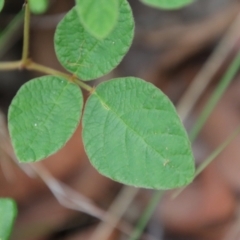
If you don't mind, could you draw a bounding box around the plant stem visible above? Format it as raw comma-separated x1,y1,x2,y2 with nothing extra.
189,50,240,142
72,77,93,92
26,61,70,79
129,191,163,240
26,61,93,92
22,1,30,64
0,61,22,70
0,59,93,92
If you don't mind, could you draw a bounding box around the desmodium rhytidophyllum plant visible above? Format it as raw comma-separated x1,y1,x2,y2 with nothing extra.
0,0,196,237
6,0,196,189
0,0,194,237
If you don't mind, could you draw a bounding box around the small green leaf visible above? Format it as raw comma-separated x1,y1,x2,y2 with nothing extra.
140,0,194,9
75,0,119,39
54,0,134,81
0,0,4,12
29,0,49,14
83,77,195,189
8,76,83,163
0,198,17,240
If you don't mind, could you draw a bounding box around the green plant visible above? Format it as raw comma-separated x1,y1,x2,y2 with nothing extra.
0,198,17,240
0,0,202,238
2,0,196,190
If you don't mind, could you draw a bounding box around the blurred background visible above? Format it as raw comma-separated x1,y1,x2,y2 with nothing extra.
1,0,240,239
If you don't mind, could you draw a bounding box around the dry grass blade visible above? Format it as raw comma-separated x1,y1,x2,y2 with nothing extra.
30,163,105,219
90,186,138,240
177,9,240,121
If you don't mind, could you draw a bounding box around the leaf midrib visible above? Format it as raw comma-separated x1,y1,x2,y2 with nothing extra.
95,92,181,168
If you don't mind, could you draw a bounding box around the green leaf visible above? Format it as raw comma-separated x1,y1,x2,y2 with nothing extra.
75,0,119,39
29,0,49,14
82,77,195,189
54,0,134,81
0,0,4,12
8,76,83,163
0,198,17,240
140,0,194,9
